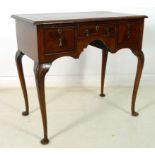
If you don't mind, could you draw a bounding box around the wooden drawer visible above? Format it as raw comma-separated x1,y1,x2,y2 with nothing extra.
100,23,116,37
44,26,76,53
78,23,99,37
117,21,140,49
78,22,116,38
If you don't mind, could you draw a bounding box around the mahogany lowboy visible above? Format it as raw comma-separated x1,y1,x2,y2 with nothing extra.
12,11,147,144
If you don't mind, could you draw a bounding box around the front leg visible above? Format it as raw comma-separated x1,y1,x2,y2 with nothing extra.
100,48,108,97
34,62,51,145
15,51,29,116
131,51,144,116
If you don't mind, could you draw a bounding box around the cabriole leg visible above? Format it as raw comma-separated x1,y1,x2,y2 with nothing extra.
34,62,51,145
131,51,144,116
15,50,29,116
100,48,108,97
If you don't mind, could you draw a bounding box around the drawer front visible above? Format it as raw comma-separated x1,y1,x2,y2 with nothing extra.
44,26,75,53
78,23,99,37
117,21,140,49
100,23,116,38
78,23,116,38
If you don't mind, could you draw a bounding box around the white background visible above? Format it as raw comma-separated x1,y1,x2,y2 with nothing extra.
0,0,155,153
0,0,154,88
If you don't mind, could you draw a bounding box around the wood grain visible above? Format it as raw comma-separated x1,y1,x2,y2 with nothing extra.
12,11,147,25
12,11,147,144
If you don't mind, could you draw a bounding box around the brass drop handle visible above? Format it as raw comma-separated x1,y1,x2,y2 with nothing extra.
58,28,63,34
96,25,100,32
85,29,89,37
58,28,63,47
58,38,63,47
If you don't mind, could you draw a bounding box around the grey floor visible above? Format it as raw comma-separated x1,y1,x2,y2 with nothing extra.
0,86,154,148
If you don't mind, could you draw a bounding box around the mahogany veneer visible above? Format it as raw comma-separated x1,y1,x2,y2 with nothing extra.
12,11,148,144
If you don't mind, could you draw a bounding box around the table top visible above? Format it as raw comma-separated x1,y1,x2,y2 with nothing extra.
12,11,147,25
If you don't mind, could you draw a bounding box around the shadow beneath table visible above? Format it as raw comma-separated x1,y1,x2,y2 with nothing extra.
30,87,99,114
138,101,155,112
29,89,67,114
105,99,130,115
2,120,40,140
0,99,21,112
48,96,131,140
49,102,105,140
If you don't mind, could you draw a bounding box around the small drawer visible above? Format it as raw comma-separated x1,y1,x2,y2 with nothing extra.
78,22,116,38
100,24,116,37
44,26,75,53
117,21,140,48
78,23,100,37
